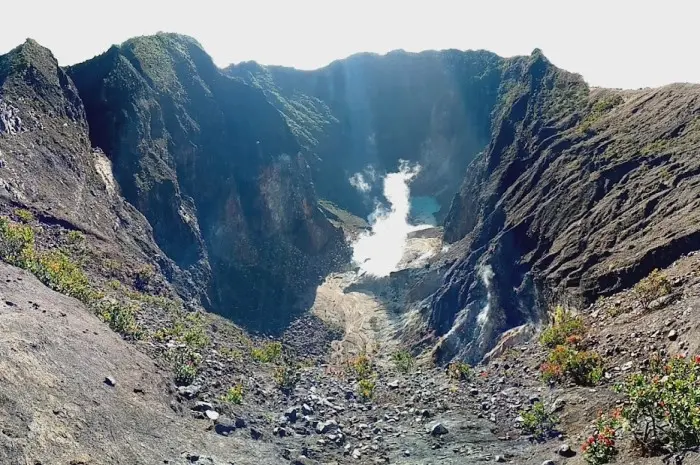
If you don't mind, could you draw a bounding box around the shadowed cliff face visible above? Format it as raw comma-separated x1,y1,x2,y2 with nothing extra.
0,39,172,280
226,50,505,220
429,51,700,363
68,34,348,330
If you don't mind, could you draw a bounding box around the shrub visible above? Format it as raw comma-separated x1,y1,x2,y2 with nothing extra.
520,401,559,440
219,347,242,361
347,353,373,379
172,348,201,386
13,208,35,223
541,345,603,386
182,325,210,350
0,217,36,267
35,250,95,303
97,300,141,339
251,341,282,363
614,354,700,454
633,269,672,309
358,378,375,400
221,384,244,404
65,230,85,245
134,264,155,290
447,361,472,381
274,365,300,392
539,305,586,348
391,350,415,373
582,410,622,464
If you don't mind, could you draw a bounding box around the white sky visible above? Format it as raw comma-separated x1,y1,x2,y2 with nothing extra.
2,0,698,89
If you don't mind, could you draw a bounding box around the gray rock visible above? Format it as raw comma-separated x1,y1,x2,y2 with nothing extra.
542,461,556,465
316,419,339,434
285,406,299,423
104,376,116,387
558,444,575,457
302,403,314,415
205,410,219,421
429,422,448,436
387,379,400,389
177,384,201,399
352,449,361,459
495,455,506,462
668,330,678,341
234,417,247,428
250,427,263,440
193,401,213,412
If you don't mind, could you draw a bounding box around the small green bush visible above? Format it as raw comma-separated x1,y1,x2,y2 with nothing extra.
539,305,586,348
34,250,95,303
172,348,201,386
273,365,300,391
134,264,155,290
541,345,603,386
251,341,282,363
13,208,35,223
65,230,85,245
634,269,672,309
347,353,373,379
182,325,210,350
221,384,244,404
97,300,141,339
614,354,700,454
358,378,375,400
0,217,36,267
520,401,558,440
391,350,415,373
447,361,472,381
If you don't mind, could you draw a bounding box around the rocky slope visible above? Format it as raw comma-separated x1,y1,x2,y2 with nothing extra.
68,34,348,330
428,53,700,363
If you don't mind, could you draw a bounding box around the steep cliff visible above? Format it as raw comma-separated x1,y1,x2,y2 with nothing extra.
0,39,171,285
226,50,505,219
429,51,700,363
68,34,348,330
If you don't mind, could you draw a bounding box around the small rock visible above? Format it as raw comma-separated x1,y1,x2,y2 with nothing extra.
316,420,338,434
250,427,263,440
668,330,678,341
352,449,361,459
214,421,235,436
285,407,299,423
495,455,506,462
177,385,201,399
558,444,575,457
387,379,400,389
104,376,116,387
235,417,247,428
205,410,219,421
430,422,448,436
302,403,314,415
193,401,213,412
542,461,556,465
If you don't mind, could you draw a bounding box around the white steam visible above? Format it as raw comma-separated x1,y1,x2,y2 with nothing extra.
476,264,495,325
352,161,429,277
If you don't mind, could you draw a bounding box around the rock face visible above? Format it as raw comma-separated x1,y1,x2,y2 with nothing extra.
68,34,348,330
431,52,700,362
226,50,506,219
0,39,169,277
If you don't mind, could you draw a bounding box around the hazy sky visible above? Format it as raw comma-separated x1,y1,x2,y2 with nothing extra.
2,0,698,89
